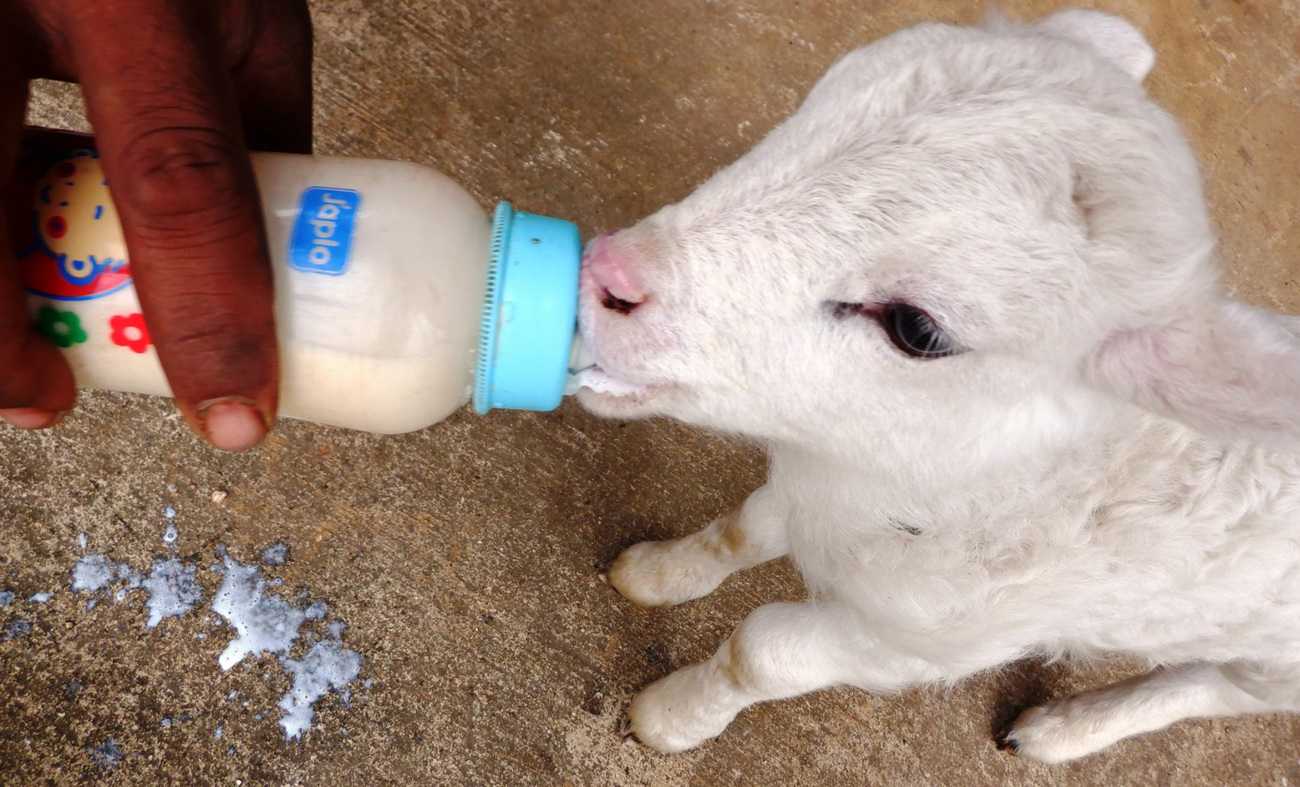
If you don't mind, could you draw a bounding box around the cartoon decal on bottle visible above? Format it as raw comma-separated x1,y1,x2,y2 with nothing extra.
18,148,132,301
16,144,351,356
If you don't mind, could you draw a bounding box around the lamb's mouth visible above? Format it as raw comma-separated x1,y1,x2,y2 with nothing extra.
567,365,653,400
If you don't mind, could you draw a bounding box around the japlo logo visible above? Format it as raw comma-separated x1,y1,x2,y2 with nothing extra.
289,187,361,276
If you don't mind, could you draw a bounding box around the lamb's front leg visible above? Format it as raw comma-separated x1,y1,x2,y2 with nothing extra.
627,601,938,752
1001,663,1279,764
607,484,787,607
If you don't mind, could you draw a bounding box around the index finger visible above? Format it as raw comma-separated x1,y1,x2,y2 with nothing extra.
66,1,277,451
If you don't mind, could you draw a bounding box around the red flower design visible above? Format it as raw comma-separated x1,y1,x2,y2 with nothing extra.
109,313,152,354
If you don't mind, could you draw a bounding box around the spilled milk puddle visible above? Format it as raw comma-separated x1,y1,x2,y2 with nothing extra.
4,516,367,754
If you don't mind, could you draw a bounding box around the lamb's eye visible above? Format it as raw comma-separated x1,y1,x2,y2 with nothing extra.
880,303,959,358
829,301,963,359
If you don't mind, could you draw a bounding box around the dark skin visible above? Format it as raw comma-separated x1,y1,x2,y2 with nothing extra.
0,0,312,451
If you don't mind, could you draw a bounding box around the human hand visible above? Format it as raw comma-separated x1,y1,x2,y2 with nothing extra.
0,0,312,451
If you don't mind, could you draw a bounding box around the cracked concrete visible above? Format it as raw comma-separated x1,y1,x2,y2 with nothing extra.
3,1,1299,784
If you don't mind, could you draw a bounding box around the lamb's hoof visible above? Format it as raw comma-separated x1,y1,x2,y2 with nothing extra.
994,725,1020,755
618,717,642,746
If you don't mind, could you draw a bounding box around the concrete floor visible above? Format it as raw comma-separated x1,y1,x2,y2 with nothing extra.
3,0,1299,784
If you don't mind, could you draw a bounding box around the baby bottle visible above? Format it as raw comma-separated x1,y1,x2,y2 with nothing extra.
10,132,586,434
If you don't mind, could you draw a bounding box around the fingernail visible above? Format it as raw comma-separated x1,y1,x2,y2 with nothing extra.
0,407,67,429
198,398,268,452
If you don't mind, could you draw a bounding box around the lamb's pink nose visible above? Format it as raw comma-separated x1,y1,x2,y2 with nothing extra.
583,232,647,315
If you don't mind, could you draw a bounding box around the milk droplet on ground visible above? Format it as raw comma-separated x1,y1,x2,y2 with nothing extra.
142,559,202,628
211,555,307,671
262,541,289,567
88,738,123,771
72,554,116,592
3,619,32,640
278,639,363,741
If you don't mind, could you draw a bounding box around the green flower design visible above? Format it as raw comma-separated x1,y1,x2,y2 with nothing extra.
35,306,88,348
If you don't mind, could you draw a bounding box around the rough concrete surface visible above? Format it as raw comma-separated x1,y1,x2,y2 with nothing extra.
3,0,1299,785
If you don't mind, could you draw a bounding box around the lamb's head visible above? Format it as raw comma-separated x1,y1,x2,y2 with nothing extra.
575,10,1300,473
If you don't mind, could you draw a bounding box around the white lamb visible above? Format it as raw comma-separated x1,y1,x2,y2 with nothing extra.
572,9,1300,764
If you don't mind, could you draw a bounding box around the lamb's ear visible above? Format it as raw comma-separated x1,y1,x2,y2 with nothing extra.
1084,298,1300,448
1036,10,1156,82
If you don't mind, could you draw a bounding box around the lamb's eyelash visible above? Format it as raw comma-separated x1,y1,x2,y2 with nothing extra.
828,301,964,359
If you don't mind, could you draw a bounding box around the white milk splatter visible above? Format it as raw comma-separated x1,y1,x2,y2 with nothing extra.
261,542,289,567
72,554,116,592
51,541,364,740
116,564,142,588
211,554,307,671
142,559,203,628
278,639,363,741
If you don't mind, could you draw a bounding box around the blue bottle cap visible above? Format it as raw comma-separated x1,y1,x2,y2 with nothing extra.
474,201,582,414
